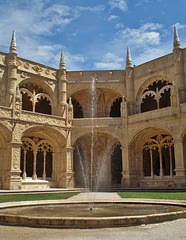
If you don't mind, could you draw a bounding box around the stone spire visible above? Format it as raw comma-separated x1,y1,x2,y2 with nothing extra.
126,47,133,68
9,31,17,54
173,26,181,49
59,49,66,69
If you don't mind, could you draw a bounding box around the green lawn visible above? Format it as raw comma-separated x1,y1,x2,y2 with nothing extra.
118,192,186,200
0,192,79,203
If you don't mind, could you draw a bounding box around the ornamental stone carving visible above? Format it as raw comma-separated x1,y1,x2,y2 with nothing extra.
32,65,43,74
12,147,20,169
24,62,30,69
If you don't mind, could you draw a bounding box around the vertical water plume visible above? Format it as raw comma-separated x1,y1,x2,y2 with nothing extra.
90,76,96,193
74,143,89,190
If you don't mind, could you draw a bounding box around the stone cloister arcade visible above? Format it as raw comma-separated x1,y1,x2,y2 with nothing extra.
0,28,185,190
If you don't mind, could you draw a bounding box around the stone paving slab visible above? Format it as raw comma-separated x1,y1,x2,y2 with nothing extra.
68,192,122,201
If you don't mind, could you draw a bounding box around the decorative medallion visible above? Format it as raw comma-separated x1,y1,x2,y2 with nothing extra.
24,62,30,69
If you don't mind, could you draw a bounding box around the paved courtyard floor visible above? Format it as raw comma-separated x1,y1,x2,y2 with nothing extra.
1,218,186,240
0,192,186,240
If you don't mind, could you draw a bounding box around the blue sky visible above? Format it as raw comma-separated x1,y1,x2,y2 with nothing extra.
0,0,186,70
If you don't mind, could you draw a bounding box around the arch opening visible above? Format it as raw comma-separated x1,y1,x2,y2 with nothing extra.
111,143,122,184
142,134,175,178
20,138,53,181
140,80,172,113
73,133,122,189
110,97,122,117
19,82,52,115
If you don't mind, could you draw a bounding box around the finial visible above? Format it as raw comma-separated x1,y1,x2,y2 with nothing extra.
59,49,66,69
9,31,17,54
174,26,181,49
126,47,132,68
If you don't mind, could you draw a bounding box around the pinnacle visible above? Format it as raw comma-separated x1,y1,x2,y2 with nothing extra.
126,47,132,68
9,31,17,54
59,49,66,69
174,26,181,49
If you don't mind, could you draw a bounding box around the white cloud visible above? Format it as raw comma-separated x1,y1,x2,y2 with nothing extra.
109,0,128,12
115,23,124,29
117,23,163,47
134,47,168,66
94,53,123,70
173,23,186,30
0,0,98,70
108,15,119,22
76,5,105,12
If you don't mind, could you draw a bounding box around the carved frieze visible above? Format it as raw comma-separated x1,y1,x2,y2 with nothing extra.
20,112,66,127
32,65,43,74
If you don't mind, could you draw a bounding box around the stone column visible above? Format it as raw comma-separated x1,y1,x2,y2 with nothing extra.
65,146,75,188
173,26,185,103
121,143,139,187
174,138,186,187
9,141,22,190
42,151,46,180
121,144,131,187
32,151,37,180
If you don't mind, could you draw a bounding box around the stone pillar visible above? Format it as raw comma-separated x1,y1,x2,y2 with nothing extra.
65,146,74,188
120,96,128,126
121,143,139,187
173,49,185,103
173,27,185,103
121,144,131,187
174,138,186,187
9,141,22,190
125,48,134,115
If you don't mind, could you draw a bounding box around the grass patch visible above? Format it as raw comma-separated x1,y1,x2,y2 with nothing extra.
0,192,79,203
118,192,186,200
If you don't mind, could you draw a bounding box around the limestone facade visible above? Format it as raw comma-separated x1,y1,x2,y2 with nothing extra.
0,27,185,190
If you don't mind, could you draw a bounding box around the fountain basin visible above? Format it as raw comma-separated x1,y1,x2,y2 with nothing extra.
0,200,186,228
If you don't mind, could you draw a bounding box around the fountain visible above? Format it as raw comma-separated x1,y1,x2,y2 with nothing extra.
0,77,186,229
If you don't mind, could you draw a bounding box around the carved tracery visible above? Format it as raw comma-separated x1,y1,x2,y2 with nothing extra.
140,80,173,112
19,82,53,114
142,134,175,178
20,138,53,180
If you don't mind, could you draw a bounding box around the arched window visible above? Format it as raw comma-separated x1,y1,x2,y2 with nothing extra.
141,80,172,113
21,138,53,180
110,97,122,117
111,143,122,184
71,98,83,118
142,134,175,178
19,83,52,115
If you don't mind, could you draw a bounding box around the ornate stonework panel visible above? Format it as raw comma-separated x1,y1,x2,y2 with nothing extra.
16,58,57,81
12,145,20,170
21,112,66,126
